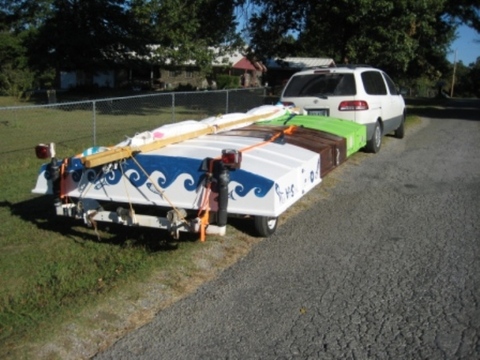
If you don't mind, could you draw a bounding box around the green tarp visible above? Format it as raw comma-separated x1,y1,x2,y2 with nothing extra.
259,114,367,157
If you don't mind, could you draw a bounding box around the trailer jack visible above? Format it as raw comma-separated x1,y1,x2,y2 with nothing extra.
166,208,188,239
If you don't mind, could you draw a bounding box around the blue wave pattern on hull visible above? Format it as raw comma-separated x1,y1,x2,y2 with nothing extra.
126,155,201,190
65,155,275,199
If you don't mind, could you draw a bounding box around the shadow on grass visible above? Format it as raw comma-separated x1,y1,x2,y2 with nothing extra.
227,217,260,237
406,97,480,121
0,196,200,252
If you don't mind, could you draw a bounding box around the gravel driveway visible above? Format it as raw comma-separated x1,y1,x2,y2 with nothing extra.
95,101,480,360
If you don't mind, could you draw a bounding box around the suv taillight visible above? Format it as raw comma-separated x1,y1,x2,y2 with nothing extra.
338,100,369,111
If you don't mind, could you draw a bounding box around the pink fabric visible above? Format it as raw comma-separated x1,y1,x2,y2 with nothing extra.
153,132,164,139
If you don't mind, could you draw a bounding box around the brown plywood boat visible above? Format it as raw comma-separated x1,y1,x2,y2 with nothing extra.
223,124,347,176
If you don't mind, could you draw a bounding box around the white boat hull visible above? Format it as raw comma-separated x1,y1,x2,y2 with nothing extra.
33,134,321,218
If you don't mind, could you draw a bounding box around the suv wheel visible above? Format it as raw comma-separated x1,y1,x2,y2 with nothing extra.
366,121,382,153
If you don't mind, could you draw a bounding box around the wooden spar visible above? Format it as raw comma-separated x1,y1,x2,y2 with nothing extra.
81,110,282,168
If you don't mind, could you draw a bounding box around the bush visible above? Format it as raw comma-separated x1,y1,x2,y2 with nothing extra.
175,83,196,92
0,65,35,99
216,74,240,89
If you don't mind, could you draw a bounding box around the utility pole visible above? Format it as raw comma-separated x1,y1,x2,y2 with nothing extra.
450,49,457,98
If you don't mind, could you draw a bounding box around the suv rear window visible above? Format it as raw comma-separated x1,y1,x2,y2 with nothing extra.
283,73,356,97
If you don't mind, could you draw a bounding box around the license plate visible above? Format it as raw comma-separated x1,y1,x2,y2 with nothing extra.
308,109,328,116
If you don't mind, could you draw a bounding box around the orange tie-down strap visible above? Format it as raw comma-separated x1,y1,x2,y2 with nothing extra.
60,158,69,201
197,125,298,241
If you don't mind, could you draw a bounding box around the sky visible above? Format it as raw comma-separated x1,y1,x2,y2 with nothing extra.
447,25,479,65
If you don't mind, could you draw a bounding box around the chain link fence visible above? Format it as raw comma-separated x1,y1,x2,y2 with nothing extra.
0,88,267,158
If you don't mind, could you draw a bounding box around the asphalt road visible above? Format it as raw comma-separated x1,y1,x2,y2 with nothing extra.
95,101,480,360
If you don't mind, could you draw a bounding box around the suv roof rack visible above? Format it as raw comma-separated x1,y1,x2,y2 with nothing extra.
334,64,373,69
300,64,375,71
300,65,336,71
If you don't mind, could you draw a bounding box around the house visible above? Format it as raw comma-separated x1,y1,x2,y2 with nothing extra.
60,70,115,89
214,52,266,88
145,51,266,90
58,49,267,91
58,52,333,92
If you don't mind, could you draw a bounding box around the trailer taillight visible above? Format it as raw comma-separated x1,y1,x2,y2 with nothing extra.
221,149,242,169
338,100,369,111
35,144,50,159
35,143,56,159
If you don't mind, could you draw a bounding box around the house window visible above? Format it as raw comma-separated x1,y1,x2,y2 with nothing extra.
186,70,193,78
170,70,184,77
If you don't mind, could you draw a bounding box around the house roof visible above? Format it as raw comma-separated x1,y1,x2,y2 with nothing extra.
232,57,258,71
130,45,266,72
266,57,335,70
213,52,244,66
214,52,266,72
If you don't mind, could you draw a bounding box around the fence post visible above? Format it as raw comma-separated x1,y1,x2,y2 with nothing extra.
92,100,97,146
171,93,175,122
225,89,229,114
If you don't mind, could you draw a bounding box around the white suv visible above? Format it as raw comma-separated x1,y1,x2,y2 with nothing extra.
280,65,406,153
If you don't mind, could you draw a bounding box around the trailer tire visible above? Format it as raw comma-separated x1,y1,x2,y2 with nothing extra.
254,216,278,237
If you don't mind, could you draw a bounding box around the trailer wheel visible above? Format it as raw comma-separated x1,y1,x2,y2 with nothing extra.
254,216,278,237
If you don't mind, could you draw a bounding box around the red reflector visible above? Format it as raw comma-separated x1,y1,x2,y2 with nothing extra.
338,100,369,111
221,149,242,169
35,144,51,159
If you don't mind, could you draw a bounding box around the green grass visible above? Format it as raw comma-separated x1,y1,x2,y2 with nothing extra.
0,94,425,358
0,95,221,357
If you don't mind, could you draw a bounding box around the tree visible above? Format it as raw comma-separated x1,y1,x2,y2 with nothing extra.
243,0,307,59
237,0,479,81
23,0,148,75
0,31,36,97
444,0,480,31
467,58,480,97
5,0,244,86
2,0,246,91
130,0,244,73
0,2,39,97
449,58,480,97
